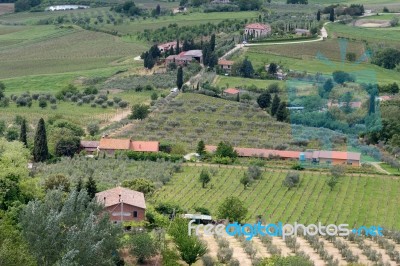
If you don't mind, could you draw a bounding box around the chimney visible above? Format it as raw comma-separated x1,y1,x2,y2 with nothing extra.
119,194,121,202
103,197,106,204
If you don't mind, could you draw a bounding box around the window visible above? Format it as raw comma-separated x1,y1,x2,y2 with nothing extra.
133,211,138,218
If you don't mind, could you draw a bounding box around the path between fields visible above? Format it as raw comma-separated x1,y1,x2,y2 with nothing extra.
370,162,390,175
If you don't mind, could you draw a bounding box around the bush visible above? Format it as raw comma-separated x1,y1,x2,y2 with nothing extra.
283,172,300,189
201,255,215,266
130,104,150,120
247,165,262,180
119,101,128,108
217,247,233,263
129,232,158,264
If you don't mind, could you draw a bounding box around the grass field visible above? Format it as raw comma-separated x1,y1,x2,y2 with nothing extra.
236,44,400,85
153,165,400,229
0,25,146,78
381,163,400,175
101,11,259,35
326,22,400,49
214,75,285,90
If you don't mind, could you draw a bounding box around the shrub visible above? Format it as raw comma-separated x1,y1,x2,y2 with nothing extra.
130,104,150,120
119,101,128,108
201,255,215,266
247,165,262,180
283,172,300,189
217,247,233,263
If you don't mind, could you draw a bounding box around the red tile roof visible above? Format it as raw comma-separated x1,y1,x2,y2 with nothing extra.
99,138,131,150
205,145,361,161
245,23,271,31
96,186,146,209
224,88,240,95
218,59,234,66
312,150,361,161
131,141,159,152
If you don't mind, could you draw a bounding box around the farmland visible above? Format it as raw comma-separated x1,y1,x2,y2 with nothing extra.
154,165,400,229
236,44,400,85
115,93,346,151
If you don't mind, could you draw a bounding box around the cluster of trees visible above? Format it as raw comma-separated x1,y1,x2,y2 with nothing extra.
183,0,261,11
321,4,364,17
257,89,289,122
378,82,399,94
287,0,308,4
137,19,247,43
14,0,40,12
372,48,400,70
230,57,254,78
202,34,219,69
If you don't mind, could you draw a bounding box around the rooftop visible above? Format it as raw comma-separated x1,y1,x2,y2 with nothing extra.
80,141,99,148
224,88,240,95
218,59,234,66
96,186,146,209
245,23,271,31
131,141,159,152
99,138,131,150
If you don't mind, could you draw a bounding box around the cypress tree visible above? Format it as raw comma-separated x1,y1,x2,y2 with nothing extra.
317,10,321,21
175,39,180,54
210,34,216,52
33,118,48,162
276,102,288,122
85,176,97,199
20,118,27,147
368,93,376,115
329,8,335,22
177,67,183,90
271,94,281,116
169,46,174,56
76,176,83,192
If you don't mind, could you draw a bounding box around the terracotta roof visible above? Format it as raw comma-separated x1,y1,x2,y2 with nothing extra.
224,88,240,95
205,145,361,161
245,23,271,31
99,138,130,150
350,101,362,108
158,41,177,50
131,141,159,152
218,59,234,66
80,141,99,148
96,186,146,209
378,96,392,101
313,151,361,161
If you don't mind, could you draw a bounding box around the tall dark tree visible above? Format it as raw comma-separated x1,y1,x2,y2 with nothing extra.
268,62,278,74
76,176,83,192
317,10,321,21
19,118,27,147
175,39,180,54
33,118,48,162
169,46,175,56
210,34,216,52
196,140,206,156
368,93,376,115
182,40,190,51
202,44,211,66
276,102,289,122
271,94,281,116
155,4,161,15
329,8,335,22
240,58,254,78
0,81,5,99
85,176,97,199
177,67,184,90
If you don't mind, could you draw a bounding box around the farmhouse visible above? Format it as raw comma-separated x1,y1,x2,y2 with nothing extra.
158,41,177,53
165,50,203,66
294,28,311,36
80,140,99,154
96,186,146,223
244,23,271,38
205,145,361,166
218,59,234,73
80,137,159,154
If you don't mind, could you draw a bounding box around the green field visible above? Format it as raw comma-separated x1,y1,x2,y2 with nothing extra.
214,75,285,89
326,22,400,48
153,165,400,229
236,44,400,85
